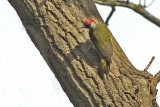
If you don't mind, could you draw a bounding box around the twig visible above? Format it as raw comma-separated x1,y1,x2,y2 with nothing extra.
139,0,141,5
144,0,146,7
144,56,155,71
145,0,155,8
105,6,116,25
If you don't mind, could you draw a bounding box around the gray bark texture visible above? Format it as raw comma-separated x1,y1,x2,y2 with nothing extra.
8,0,159,107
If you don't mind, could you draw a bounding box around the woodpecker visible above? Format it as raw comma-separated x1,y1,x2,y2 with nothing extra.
83,18,113,82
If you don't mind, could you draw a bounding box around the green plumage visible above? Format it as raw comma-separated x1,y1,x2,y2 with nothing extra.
90,22,113,63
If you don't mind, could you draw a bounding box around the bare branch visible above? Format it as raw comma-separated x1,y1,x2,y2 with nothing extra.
105,6,116,25
93,0,160,27
144,56,155,71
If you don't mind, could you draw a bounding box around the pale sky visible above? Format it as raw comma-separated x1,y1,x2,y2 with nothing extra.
0,0,159,107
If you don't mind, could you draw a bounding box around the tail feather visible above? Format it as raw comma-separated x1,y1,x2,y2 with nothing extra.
100,58,110,83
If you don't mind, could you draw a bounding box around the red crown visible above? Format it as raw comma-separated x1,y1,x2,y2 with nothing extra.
84,18,95,25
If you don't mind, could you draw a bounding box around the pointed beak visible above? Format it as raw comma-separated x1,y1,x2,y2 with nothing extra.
78,24,90,29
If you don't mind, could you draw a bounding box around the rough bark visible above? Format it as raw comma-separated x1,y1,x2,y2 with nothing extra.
8,0,159,107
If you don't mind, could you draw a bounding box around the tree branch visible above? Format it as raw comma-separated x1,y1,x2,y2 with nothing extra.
144,56,155,72
93,0,160,27
105,6,116,25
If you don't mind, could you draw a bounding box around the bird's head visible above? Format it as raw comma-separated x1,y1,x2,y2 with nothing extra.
83,18,96,29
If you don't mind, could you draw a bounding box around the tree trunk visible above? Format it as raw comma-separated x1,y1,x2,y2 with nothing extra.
8,0,159,107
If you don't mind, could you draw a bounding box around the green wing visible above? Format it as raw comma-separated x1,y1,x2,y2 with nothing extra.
93,23,113,63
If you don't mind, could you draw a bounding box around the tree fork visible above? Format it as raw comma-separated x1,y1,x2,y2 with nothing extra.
8,0,159,106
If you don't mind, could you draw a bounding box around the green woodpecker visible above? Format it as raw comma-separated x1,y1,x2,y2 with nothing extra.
83,18,113,81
